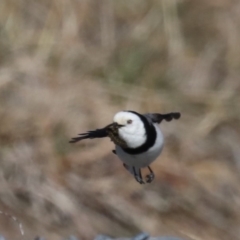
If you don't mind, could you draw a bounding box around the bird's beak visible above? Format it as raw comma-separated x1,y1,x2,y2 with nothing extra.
112,122,124,128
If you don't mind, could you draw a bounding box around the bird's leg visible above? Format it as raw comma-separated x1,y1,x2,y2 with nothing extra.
123,164,145,184
138,168,145,184
146,166,155,183
133,167,145,184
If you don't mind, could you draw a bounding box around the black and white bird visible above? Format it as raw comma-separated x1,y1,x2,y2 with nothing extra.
69,111,181,184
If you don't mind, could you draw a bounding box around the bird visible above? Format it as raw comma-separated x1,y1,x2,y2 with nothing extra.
69,111,181,184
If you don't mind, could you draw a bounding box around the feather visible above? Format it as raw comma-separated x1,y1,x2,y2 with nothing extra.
145,112,181,124
69,122,128,148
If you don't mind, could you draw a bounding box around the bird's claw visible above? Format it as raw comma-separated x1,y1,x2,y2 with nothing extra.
135,175,145,184
146,172,154,183
145,166,155,183
123,164,145,184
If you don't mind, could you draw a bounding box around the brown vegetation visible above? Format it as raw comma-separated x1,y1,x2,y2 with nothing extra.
0,0,240,239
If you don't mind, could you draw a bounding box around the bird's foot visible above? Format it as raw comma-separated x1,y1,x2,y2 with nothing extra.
146,166,155,183
135,175,145,184
146,172,154,183
133,166,145,184
123,164,145,184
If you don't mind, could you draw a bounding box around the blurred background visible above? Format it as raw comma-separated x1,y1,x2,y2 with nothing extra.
0,0,240,239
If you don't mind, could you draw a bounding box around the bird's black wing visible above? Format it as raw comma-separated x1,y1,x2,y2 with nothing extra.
69,127,108,143
145,112,181,124
69,123,128,148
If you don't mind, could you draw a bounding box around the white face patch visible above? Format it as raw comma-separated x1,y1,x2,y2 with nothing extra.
113,111,146,148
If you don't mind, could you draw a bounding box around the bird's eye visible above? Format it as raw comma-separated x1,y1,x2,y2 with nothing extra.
127,119,132,124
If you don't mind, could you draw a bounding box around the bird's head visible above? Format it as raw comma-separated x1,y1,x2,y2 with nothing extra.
113,111,146,148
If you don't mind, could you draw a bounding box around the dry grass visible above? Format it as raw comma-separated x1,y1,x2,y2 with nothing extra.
0,0,240,239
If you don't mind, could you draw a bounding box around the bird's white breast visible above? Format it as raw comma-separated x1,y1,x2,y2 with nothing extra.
115,124,164,168
118,125,146,149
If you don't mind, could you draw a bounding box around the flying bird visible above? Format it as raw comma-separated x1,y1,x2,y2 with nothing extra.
69,111,181,184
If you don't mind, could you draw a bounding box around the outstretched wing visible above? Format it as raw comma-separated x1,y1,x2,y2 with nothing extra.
145,112,181,124
69,127,108,143
69,123,128,148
